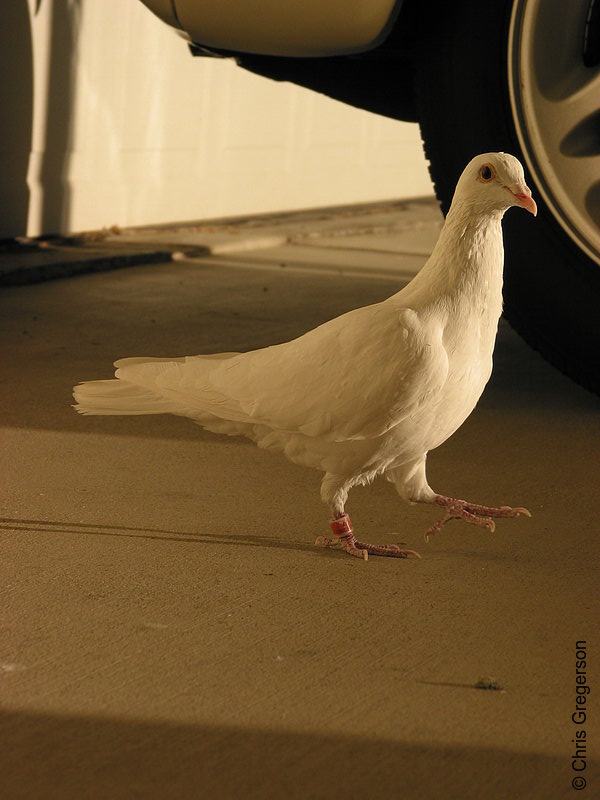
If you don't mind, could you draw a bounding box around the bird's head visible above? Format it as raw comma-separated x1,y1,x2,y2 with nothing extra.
453,152,537,217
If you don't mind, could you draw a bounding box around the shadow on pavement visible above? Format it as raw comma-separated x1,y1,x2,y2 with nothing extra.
0,516,316,555
1,708,583,800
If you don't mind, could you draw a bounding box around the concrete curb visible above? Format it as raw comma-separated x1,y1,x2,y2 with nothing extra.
0,247,174,287
0,198,439,287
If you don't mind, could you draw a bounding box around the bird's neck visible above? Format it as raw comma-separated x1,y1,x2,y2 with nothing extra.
390,200,506,326
425,202,505,298
438,201,504,269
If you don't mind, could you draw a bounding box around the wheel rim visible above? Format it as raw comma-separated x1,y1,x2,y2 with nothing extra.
508,0,600,266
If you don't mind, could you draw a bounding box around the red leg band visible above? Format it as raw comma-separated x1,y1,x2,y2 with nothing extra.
330,513,353,538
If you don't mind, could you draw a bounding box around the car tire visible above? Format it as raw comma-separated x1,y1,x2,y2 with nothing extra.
414,0,600,394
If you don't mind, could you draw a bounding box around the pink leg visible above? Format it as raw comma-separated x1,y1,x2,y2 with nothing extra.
425,495,531,542
315,513,421,562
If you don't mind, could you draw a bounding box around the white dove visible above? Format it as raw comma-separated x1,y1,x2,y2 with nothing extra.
74,152,535,561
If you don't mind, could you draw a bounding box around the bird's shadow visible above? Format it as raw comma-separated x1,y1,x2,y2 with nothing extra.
0,516,319,555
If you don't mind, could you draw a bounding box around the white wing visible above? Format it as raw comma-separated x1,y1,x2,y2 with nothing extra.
116,301,448,443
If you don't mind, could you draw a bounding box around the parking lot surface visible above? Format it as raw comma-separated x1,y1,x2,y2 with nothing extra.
1,201,598,799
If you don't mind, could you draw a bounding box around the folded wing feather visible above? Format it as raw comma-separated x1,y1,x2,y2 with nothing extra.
109,301,448,442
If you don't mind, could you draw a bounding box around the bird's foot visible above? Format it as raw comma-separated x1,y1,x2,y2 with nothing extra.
315,513,421,562
425,495,531,542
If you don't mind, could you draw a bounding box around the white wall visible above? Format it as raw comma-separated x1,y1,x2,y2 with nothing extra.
11,0,433,237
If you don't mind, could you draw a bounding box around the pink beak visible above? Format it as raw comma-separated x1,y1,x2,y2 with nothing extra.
511,185,537,216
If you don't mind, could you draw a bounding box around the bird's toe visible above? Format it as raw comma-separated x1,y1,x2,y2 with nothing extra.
514,507,532,518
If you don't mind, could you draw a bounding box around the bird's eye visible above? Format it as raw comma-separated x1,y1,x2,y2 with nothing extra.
479,164,495,182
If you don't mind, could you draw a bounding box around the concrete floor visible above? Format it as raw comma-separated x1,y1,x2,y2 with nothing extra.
1,205,599,799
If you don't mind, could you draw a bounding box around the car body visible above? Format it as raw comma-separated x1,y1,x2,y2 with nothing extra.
137,0,600,393
141,0,402,57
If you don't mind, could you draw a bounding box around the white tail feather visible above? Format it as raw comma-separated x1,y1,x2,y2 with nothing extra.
73,379,176,416
73,353,240,418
